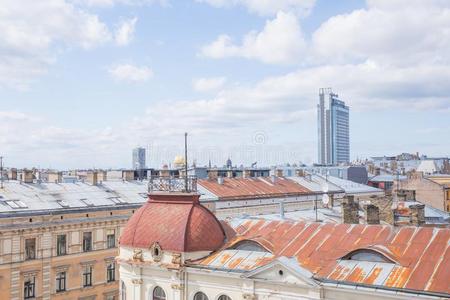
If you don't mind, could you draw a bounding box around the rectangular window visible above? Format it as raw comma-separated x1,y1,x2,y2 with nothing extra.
24,277,35,299
56,271,66,292
25,238,36,260
83,232,92,252
107,230,115,248
83,265,92,287
107,262,115,282
57,235,66,256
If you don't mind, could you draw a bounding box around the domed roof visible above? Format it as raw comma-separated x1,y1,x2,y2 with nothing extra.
120,193,225,252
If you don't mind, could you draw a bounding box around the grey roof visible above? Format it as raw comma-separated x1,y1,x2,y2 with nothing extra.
0,179,216,216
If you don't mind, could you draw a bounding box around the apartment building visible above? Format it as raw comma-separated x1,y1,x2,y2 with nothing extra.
0,177,147,300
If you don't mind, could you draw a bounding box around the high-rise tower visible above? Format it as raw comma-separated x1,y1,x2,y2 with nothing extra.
132,147,146,170
317,88,350,165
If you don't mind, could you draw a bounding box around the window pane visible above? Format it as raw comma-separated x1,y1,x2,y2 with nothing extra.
83,232,92,252
57,235,66,256
193,292,209,300
153,286,166,300
25,238,36,260
218,296,231,300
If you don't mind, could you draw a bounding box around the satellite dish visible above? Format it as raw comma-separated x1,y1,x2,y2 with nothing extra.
322,193,329,205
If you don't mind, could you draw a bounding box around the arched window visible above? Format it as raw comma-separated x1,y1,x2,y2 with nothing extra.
342,249,395,263
218,295,232,300
231,240,268,252
120,281,126,300
193,292,209,300
153,286,166,300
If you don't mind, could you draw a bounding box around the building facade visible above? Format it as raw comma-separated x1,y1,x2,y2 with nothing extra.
317,88,350,165
119,190,450,300
0,178,149,300
132,147,146,170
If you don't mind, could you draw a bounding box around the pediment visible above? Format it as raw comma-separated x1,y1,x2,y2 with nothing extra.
242,257,317,287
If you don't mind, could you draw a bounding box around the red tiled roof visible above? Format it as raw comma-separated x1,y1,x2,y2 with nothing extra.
195,219,450,295
198,177,311,200
120,193,225,252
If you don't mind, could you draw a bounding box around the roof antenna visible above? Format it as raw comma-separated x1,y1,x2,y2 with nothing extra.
184,132,188,192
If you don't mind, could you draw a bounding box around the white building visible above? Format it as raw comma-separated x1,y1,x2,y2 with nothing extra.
118,190,449,300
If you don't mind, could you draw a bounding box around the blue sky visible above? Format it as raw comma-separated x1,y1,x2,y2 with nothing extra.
1,0,449,169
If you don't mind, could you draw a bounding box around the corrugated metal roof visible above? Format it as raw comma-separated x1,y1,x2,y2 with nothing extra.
427,176,450,188
0,180,214,214
193,218,450,295
198,177,311,200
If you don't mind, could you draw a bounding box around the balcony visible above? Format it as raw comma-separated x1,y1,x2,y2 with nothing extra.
148,176,197,193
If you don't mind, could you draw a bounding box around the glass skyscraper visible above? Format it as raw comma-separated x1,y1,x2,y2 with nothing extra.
317,88,350,165
132,147,146,170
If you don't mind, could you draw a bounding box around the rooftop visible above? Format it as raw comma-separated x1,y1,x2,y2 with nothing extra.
193,218,450,296
198,177,311,200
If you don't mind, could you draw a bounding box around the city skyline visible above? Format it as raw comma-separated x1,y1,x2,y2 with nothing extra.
1,0,450,169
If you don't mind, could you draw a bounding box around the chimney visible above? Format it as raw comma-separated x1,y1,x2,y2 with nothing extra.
276,169,283,177
243,169,251,178
122,170,135,181
279,201,285,219
98,170,107,182
217,176,224,185
8,168,17,180
364,204,380,224
227,170,233,178
271,175,276,183
87,171,98,186
295,169,304,177
23,169,34,183
410,204,425,226
208,169,218,180
48,172,62,183
341,195,359,224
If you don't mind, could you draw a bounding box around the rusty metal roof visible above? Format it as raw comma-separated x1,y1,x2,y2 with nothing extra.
193,218,450,295
198,177,311,200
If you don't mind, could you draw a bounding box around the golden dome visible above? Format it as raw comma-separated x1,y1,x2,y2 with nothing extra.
173,155,186,167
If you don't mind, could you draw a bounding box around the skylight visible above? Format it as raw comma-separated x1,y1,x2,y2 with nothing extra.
80,198,94,206
109,197,127,204
57,200,70,208
5,200,28,209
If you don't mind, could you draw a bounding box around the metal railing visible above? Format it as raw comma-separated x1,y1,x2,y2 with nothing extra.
148,176,197,193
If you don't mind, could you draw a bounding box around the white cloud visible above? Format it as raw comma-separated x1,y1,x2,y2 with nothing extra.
0,0,112,89
312,0,450,66
192,77,227,92
114,17,138,46
108,63,153,82
195,0,316,17
75,0,168,7
200,11,305,64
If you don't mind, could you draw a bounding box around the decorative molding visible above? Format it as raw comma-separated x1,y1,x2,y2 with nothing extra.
171,283,184,290
150,242,162,262
131,278,143,284
132,249,144,262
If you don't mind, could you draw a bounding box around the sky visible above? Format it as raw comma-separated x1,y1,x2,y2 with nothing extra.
0,0,449,169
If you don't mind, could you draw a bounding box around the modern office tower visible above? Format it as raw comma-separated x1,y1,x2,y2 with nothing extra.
132,147,146,170
317,88,350,165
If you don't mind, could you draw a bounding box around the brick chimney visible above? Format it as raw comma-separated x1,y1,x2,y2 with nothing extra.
410,204,425,226
295,169,304,177
243,169,251,178
208,169,218,180
22,169,34,183
8,168,17,180
342,195,359,224
364,204,380,224
122,170,135,181
276,169,283,177
48,172,62,183
87,171,98,186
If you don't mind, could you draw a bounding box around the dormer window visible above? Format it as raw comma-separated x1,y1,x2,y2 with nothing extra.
231,240,268,252
342,249,395,263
